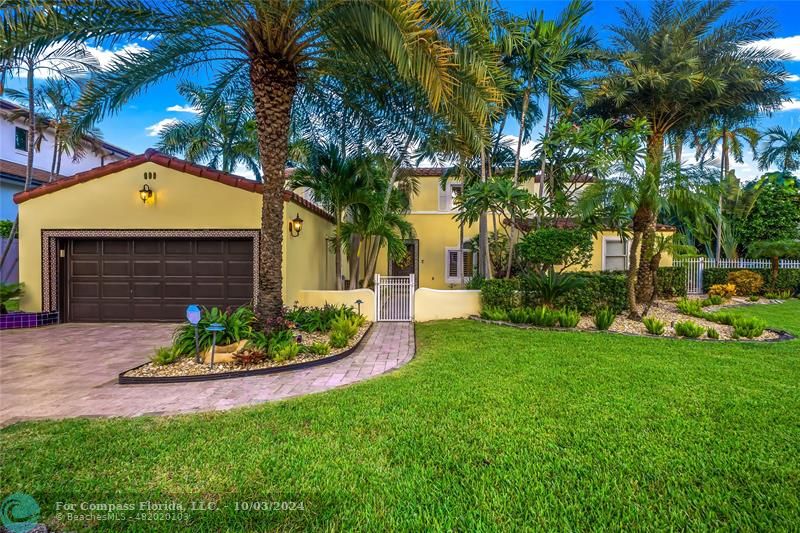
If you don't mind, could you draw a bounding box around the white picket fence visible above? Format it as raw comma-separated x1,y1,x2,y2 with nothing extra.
674,258,800,294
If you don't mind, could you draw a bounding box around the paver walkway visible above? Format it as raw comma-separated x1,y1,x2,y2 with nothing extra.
0,322,413,426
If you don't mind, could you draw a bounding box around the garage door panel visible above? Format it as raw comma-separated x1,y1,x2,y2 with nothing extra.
66,238,253,322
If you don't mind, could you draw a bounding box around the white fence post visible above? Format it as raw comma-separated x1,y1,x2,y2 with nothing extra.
677,257,800,295
374,274,380,322
409,274,415,321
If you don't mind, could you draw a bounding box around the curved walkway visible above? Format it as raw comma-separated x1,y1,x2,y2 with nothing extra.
0,322,413,426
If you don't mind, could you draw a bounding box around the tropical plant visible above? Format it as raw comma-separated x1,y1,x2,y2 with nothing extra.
329,330,349,350
157,82,262,181
304,342,330,356
520,270,583,308
172,306,255,356
674,320,705,338
480,306,510,322
739,178,800,250
528,305,559,327
732,316,767,339
330,311,360,339
748,240,800,288
676,298,704,317
701,295,724,307
706,327,719,340
246,328,294,357
758,127,800,173
508,307,530,324
589,0,787,310
557,308,580,328
0,282,24,314
6,0,505,321
285,304,357,333
515,228,592,273
150,346,181,366
709,283,736,298
593,306,616,330
274,341,301,362
642,317,665,335
727,270,765,296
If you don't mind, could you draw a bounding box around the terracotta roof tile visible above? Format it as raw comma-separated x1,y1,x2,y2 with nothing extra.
13,149,334,223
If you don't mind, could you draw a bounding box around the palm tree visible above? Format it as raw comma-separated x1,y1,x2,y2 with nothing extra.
693,116,760,260
157,82,262,181
748,239,800,288
757,126,800,174
590,0,787,308
4,1,504,320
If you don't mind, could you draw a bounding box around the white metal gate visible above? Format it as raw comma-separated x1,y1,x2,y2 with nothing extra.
374,274,414,321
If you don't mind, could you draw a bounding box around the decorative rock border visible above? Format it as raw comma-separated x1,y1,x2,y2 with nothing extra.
469,316,796,343
119,324,373,384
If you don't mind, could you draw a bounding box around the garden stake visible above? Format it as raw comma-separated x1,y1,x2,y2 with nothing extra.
206,322,225,369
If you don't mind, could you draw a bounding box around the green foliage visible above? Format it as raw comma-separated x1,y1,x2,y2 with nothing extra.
172,306,255,355
557,308,580,328
520,271,583,308
515,228,593,272
709,312,737,326
520,271,627,314
0,220,15,239
706,327,720,340
655,267,687,298
480,306,509,322
732,316,767,338
739,181,800,249
677,298,704,316
508,308,530,324
705,268,800,294
674,320,705,338
727,270,764,296
749,295,761,301
330,311,360,339
274,342,301,362
150,346,181,366
528,306,559,327
480,279,519,310
286,304,358,333
304,342,331,356
246,329,295,357
764,290,792,299
642,317,665,335
701,295,724,306
593,307,616,330
464,275,484,290
0,282,24,312
329,330,349,349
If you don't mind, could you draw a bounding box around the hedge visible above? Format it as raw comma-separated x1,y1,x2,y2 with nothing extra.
480,279,519,310
656,266,687,298
702,268,800,294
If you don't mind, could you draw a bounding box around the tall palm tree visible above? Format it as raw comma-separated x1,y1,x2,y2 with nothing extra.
757,126,800,174
693,116,760,260
590,0,787,309
4,1,504,320
157,82,262,181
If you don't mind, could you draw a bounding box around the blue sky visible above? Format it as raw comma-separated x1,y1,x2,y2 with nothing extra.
7,1,800,181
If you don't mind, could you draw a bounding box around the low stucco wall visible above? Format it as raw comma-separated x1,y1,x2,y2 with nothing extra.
297,289,375,321
414,288,480,322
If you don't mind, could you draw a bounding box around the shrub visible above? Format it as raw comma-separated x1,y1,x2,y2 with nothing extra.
732,316,767,338
480,279,519,310
522,271,626,314
764,290,792,299
172,306,255,355
465,275,485,290
706,327,719,340
0,219,14,239
727,270,763,296
508,307,530,324
274,341,301,362
529,305,559,327
480,306,509,322
519,271,583,308
593,307,616,330
246,329,295,357
674,320,705,338
748,295,760,301
642,317,665,335
701,295,724,306
0,282,24,313
557,308,580,328
151,346,181,366
676,298,704,317
304,342,330,356
329,330,349,349
708,283,736,298
286,304,357,333
656,266,687,298
709,312,736,326
330,311,360,339
515,228,593,272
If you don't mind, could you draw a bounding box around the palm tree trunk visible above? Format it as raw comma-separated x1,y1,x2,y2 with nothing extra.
626,231,641,319
459,223,465,287
715,131,726,261
249,54,298,322
506,90,529,279
334,213,343,290
634,133,663,304
538,91,553,225
479,149,490,279
348,234,361,289
50,131,59,182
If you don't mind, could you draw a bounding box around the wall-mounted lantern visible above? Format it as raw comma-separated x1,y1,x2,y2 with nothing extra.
289,213,304,237
139,183,154,203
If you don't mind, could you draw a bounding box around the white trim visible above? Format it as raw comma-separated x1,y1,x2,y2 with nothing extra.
601,236,629,271
444,246,475,284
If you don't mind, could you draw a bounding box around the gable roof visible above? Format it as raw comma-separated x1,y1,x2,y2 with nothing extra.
13,149,334,222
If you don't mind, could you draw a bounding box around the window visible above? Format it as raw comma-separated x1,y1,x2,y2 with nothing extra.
438,182,463,211
602,238,628,271
445,247,476,283
14,127,27,152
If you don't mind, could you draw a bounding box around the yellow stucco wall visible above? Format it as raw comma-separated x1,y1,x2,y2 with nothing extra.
414,288,480,321
17,162,336,312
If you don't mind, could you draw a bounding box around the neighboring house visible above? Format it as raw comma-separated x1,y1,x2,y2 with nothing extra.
370,170,674,289
0,99,132,219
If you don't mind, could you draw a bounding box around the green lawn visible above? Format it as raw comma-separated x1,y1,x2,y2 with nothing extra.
2,301,800,531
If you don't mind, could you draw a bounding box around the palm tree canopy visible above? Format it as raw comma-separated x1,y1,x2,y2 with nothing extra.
757,126,800,172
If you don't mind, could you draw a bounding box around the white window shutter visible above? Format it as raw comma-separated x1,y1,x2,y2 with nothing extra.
438,183,449,211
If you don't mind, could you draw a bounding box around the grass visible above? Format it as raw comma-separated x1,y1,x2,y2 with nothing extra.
2,301,800,530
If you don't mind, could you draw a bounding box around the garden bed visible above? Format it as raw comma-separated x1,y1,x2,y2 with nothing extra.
119,322,371,384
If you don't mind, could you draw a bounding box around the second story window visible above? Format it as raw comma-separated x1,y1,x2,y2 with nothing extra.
14,127,28,152
438,182,463,211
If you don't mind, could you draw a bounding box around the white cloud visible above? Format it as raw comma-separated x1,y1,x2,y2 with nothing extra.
779,99,800,111
145,118,179,137
87,43,148,70
25,42,148,79
747,35,800,61
787,74,800,82
502,135,537,160
166,104,201,114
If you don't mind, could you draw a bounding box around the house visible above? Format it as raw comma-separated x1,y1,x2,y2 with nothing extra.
0,99,132,219
370,170,674,289
13,150,673,322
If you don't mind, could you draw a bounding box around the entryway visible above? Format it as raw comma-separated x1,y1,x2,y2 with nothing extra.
374,274,414,321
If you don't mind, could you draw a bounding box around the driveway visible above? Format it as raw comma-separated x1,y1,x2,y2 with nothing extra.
0,322,413,426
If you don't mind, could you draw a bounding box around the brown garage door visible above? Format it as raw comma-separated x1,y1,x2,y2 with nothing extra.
65,238,253,322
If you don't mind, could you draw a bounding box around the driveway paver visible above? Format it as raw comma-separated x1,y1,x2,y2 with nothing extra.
0,322,413,426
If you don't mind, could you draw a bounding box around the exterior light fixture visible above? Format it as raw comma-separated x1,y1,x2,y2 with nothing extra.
355,299,364,315
139,183,153,203
289,213,304,237
186,304,202,363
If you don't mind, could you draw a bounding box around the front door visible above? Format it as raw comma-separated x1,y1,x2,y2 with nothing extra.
389,240,418,286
